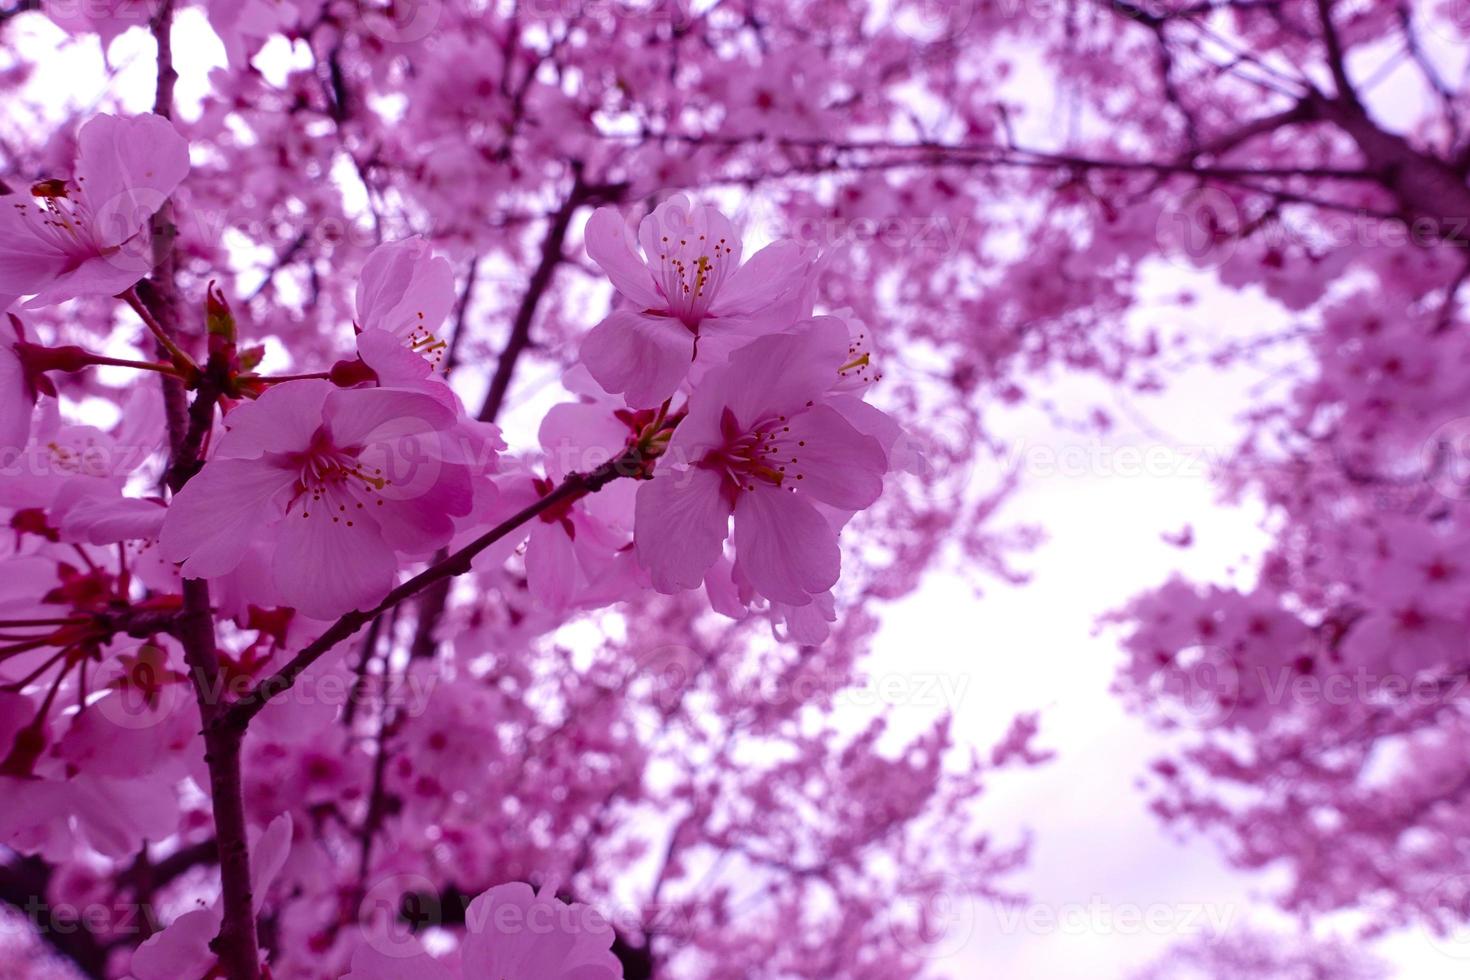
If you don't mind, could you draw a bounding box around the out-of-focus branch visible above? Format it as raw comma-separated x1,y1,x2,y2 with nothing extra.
0,854,110,978
1314,0,1359,108
476,169,624,422
407,174,623,661
0,2,42,29
1185,102,1317,163
441,255,481,378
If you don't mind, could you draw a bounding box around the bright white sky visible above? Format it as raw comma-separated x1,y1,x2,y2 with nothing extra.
7,8,1470,978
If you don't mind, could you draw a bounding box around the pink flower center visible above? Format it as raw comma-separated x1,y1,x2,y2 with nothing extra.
403,310,448,365
533,475,577,538
836,330,881,389
654,231,735,327
14,179,107,266
285,428,389,528
702,406,810,503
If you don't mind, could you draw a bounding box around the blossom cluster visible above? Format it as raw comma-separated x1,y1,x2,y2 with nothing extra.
0,107,939,978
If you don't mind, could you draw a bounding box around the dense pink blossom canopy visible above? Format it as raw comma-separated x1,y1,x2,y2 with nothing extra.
0,0,1465,977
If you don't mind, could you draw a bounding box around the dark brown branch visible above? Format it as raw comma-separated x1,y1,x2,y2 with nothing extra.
1435,259,1470,334
1308,91,1470,247
146,5,259,976
1185,102,1317,163
406,574,451,661
608,132,1379,183
341,614,385,727
177,577,260,979
245,232,311,303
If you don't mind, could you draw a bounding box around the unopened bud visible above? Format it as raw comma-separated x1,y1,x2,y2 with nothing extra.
329,357,378,388
206,280,236,346
237,345,266,373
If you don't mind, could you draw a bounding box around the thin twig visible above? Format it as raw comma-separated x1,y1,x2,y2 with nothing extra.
219,444,650,731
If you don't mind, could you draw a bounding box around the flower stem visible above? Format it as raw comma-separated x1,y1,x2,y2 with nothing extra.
120,286,198,374
89,354,183,376
249,371,330,384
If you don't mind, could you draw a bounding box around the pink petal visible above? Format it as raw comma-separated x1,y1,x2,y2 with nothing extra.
159,458,296,578
538,401,631,481
709,240,805,316
130,907,220,980
773,592,837,644
581,309,694,407
357,327,433,385
250,813,294,903
56,687,198,779
362,450,471,555
461,884,619,980
827,392,905,461
59,494,166,544
732,487,840,604
214,379,333,459
718,317,850,425
0,202,71,299
68,774,180,856
783,404,886,510
345,941,455,980
634,466,731,594
0,342,33,453
636,196,743,277
355,238,455,340
584,207,663,308
525,522,577,609
324,386,457,449
75,113,191,250
461,882,538,976
23,252,158,307
703,555,750,621
272,502,398,619
666,318,849,461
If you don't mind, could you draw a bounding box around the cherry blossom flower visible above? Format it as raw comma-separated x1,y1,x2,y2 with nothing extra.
0,113,189,307
580,195,813,407
355,237,457,378
159,381,477,619
635,318,888,607
463,393,644,611
20,0,1467,973
345,882,622,980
